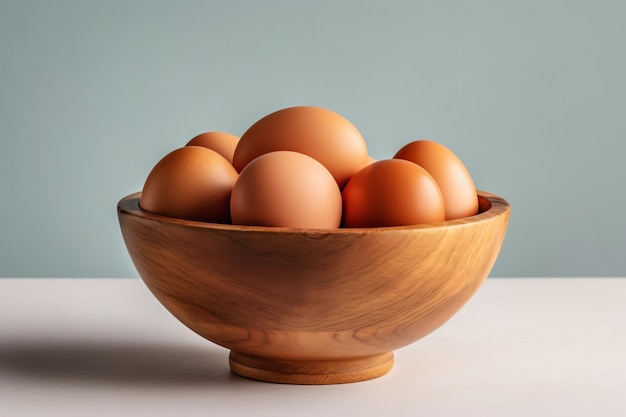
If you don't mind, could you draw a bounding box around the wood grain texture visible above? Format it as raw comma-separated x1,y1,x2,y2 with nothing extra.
229,351,394,384
118,190,510,384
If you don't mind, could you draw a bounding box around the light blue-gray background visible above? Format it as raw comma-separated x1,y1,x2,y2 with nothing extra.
1,1,624,278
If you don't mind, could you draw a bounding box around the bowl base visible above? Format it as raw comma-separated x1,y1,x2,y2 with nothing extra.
229,351,394,384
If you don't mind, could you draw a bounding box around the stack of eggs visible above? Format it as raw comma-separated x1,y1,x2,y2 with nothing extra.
140,106,478,228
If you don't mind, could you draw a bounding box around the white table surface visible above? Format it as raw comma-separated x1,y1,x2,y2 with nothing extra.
0,278,624,417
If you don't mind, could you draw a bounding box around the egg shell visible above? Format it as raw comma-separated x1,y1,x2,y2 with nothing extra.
140,146,238,223
230,151,342,229
232,106,368,188
186,131,240,164
393,140,478,220
342,159,445,228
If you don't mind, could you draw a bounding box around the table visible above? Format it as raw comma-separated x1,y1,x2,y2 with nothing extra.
1,278,624,416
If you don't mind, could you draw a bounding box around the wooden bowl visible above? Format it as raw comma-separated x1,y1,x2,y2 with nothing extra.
118,190,509,384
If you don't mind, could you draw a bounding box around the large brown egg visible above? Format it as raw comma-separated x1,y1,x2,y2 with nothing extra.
186,131,240,164
232,106,368,188
342,159,445,228
140,146,238,223
230,151,342,229
394,140,478,220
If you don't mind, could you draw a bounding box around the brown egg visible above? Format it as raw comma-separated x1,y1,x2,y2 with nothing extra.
394,140,478,220
230,151,342,229
186,131,240,164
232,106,368,188
342,159,445,228
140,146,238,223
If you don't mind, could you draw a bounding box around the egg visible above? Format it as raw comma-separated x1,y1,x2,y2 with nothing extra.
232,106,368,188
342,159,445,228
186,131,240,164
393,140,478,220
140,146,238,223
230,151,342,229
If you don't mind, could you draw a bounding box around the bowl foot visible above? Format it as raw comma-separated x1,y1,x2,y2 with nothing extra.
229,351,394,384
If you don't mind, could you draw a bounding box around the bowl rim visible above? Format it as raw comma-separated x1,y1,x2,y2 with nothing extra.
118,190,509,234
